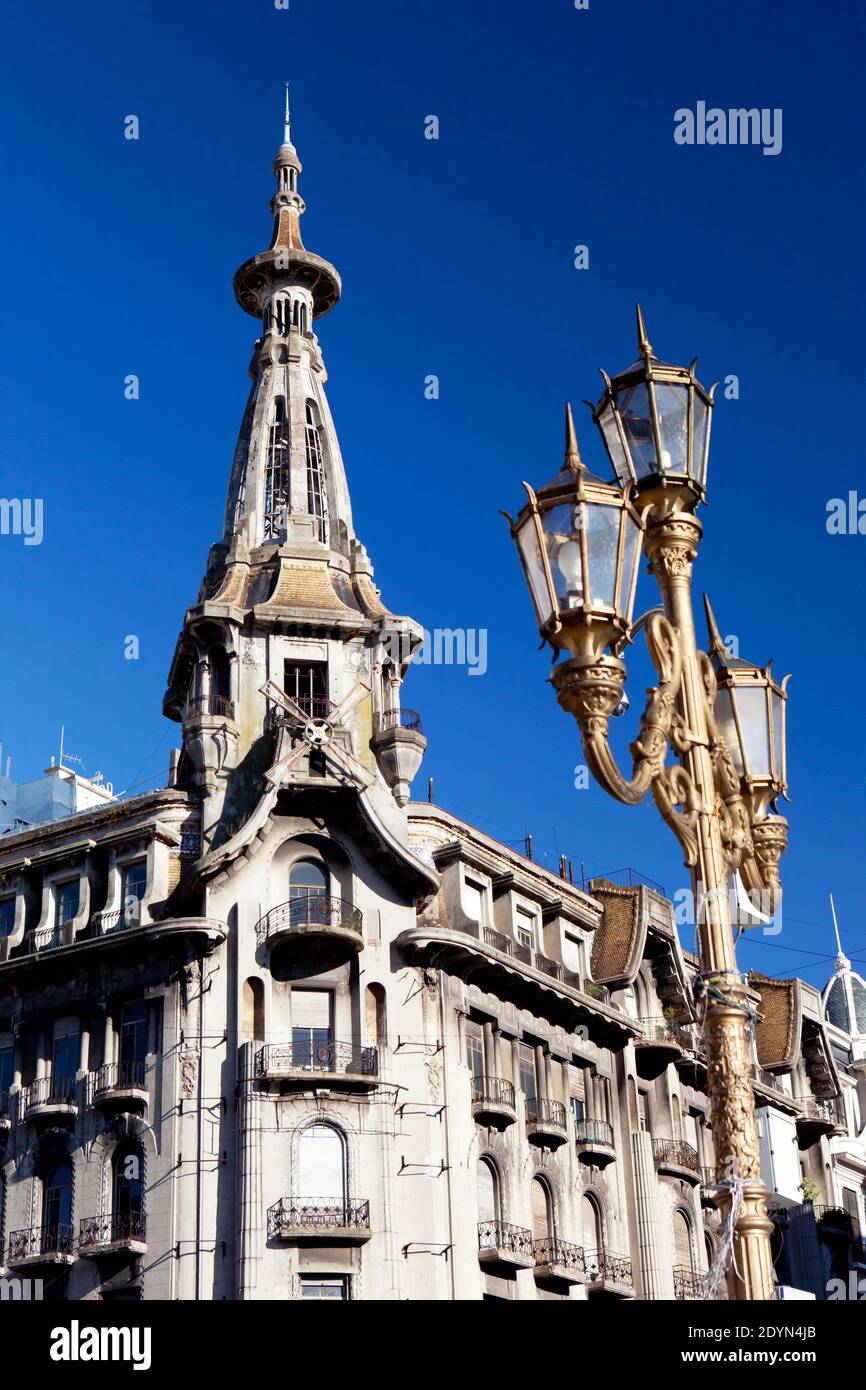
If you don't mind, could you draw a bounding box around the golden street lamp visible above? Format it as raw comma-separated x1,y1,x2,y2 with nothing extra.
504,307,789,1301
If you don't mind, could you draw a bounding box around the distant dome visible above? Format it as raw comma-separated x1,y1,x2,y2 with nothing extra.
823,971,866,1036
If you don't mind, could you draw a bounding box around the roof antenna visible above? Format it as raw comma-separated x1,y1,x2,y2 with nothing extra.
830,893,849,969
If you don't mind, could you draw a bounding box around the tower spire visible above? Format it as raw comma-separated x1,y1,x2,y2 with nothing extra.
830,893,850,970
283,81,291,148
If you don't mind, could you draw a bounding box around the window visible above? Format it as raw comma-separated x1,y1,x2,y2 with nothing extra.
284,660,329,717
263,396,290,540
673,1210,694,1272
52,1019,79,1085
463,877,489,927
518,1043,537,1100
477,1159,499,1225
297,1124,346,1203
119,1002,149,1085
465,1020,484,1080
292,990,333,1070
637,1091,648,1132
0,1046,12,1095
531,1178,552,1243
0,898,14,936
570,1064,586,1124
120,862,146,922
243,978,265,1042
55,880,79,930
43,1161,73,1241
288,859,330,929
112,1142,145,1240
515,907,536,952
300,1276,348,1300
304,401,327,543
581,1193,603,1253
364,983,387,1048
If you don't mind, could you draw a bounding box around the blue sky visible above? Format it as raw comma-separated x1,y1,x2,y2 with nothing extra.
1,0,864,989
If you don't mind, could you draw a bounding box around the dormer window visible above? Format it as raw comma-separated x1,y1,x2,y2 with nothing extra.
55,880,80,930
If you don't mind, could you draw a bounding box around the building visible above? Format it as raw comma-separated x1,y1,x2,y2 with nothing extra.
0,102,862,1302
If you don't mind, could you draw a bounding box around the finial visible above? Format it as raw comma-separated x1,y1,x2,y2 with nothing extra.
830,894,850,970
283,81,291,146
702,594,726,655
564,402,585,473
636,303,654,359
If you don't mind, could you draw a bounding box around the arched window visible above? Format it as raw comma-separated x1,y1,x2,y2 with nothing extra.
113,1142,145,1241
304,401,327,543
298,1124,347,1209
477,1158,499,1226
43,1161,73,1246
531,1177,552,1244
209,646,231,706
299,302,308,335
263,396,290,540
289,859,329,898
581,1192,603,1255
673,1209,693,1272
243,977,265,1042
365,983,387,1049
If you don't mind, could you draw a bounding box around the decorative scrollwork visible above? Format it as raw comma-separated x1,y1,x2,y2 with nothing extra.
699,652,754,873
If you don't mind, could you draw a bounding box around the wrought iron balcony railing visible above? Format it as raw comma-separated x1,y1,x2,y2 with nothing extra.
375,708,424,735
290,694,334,721
22,1075,77,1111
673,1265,708,1300
482,926,513,955
534,1237,586,1275
574,1118,614,1149
94,1059,147,1095
533,953,563,981
638,1016,682,1045
477,1220,534,1262
652,1138,701,1174
526,1097,567,1130
187,695,235,720
267,1196,370,1239
8,1224,74,1261
255,895,363,947
471,1075,516,1110
256,1040,378,1078
584,1248,633,1287
79,1213,146,1250
815,1206,861,1240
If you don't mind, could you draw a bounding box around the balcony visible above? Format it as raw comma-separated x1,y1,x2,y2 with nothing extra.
700,1168,719,1208
584,1248,634,1298
750,1066,801,1116
471,1075,517,1129
267,1196,371,1244
815,1206,861,1242
7,1224,75,1268
477,1220,535,1270
187,694,236,721
78,1213,147,1257
255,1041,379,1090
22,1075,78,1125
675,1026,708,1083
255,895,363,959
673,1265,708,1300
796,1098,838,1148
652,1138,701,1184
534,1237,586,1285
525,1097,569,1149
92,1060,148,1113
482,926,513,955
574,1118,616,1168
370,708,426,807
375,708,424,735
635,1016,683,1080
89,902,142,937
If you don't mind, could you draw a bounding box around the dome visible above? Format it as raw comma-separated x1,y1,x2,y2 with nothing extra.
822,970,866,1037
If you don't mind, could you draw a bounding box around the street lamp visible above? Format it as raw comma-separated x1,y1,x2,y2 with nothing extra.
504,307,789,1302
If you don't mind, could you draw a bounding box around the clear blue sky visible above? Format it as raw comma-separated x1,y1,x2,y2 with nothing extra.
1,0,863,990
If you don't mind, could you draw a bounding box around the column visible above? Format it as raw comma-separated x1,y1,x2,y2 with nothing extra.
631,1128,668,1299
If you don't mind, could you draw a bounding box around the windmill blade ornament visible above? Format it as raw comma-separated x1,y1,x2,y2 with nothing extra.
260,679,374,788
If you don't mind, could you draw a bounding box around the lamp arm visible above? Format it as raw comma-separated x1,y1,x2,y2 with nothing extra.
552,611,683,806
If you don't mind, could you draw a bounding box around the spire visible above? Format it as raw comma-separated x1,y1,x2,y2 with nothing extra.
830,894,850,971
636,303,654,360
283,81,291,148
564,402,585,473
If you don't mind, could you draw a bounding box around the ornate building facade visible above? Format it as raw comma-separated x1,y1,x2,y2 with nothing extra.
0,106,863,1302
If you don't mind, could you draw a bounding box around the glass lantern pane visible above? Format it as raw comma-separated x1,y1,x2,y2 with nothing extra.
771,688,785,785
715,688,744,775
653,384,690,476
584,502,620,609
543,503,585,612
619,509,643,621
692,395,709,488
598,401,631,484
516,513,555,626
735,685,772,779
615,382,657,478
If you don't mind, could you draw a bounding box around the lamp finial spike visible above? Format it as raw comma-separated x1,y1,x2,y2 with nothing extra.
702,593,726,655
636,303,653,358
564,402,584,473
283,81,291,146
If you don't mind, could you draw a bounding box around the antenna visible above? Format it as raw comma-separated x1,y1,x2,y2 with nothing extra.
829,893,847,965
58,726,84,772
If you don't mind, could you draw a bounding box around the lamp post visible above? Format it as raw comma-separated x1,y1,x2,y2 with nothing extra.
504,308,789,1301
